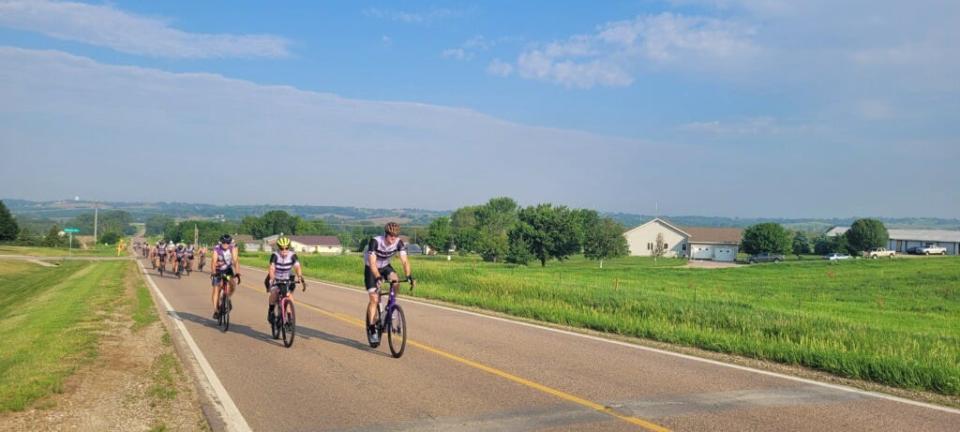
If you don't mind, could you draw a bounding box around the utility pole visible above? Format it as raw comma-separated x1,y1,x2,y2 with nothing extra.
93,202,99,243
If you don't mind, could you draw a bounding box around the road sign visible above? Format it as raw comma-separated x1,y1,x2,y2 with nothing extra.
64,228,80,233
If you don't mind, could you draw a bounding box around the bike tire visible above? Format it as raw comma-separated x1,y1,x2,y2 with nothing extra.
387,304,406,358
271,303,281,339
281,302,296,348
219,295,230,332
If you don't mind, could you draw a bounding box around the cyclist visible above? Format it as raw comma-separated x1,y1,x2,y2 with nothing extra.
175,243,187,274
197,246,207,272
364,222,414,345
211,234,240,319
165,241,176,272
266,236,305,324
155,240,167,271
185,244,196,271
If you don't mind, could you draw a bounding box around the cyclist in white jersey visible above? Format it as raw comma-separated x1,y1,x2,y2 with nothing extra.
266,236,305,323
364,222,414,344
211,234,240,319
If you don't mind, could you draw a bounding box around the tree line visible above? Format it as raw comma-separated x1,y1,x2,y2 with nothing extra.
0,201,136,246
742,218,890,256
423,197,629,266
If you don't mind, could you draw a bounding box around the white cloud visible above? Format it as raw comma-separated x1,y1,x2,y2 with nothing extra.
363,7,462,24
0,0,290,58
500,13,757,88
0,47,691,212
679,117,782,135
486,58,513,77
442,48,470,60
381,35,393,46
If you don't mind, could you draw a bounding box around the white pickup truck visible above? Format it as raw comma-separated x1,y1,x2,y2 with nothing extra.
919,245,948,255
864,248,896,259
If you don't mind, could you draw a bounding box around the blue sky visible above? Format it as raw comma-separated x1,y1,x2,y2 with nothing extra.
0,0,958,218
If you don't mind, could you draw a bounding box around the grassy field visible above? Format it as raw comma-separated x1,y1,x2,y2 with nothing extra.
243,252,960,396
0,260,134,412
0,243,125,257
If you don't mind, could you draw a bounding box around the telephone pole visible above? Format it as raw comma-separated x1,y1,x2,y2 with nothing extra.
93,202,99,243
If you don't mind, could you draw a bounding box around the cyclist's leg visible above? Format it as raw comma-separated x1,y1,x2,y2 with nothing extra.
364,266,379,327
211,274,220,312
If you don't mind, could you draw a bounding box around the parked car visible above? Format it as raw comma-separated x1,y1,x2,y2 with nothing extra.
863,248,896,259
825,253,852,261
749,252,785,264
907,245,948,255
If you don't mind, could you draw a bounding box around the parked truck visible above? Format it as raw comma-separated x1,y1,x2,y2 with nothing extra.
863,247,896,259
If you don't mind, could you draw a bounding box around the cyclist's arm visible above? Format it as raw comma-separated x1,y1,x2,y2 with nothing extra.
400,253,411,280
232,245,239,272
367,252,380,279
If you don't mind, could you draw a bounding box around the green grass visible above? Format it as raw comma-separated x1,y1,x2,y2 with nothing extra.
0,243,125,257
131,271,158,331
243,252,960,396
0,260,132,412
146,353,178,402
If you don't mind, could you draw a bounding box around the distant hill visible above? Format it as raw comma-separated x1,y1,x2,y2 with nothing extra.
5,199,958,233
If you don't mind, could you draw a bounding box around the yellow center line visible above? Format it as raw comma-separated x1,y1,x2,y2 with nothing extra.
238,280,670,431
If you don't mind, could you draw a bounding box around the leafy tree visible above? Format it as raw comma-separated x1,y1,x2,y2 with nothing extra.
506,235,533,265
652,233,666,259
475,197,519,262
846,218,889,253
792,231,812,256
582,217,628,267
508,204,580,267
741,223,792,254
0,200,18,241
99,231,121,245
450,206,481,253
259,210,301,237
16,227,40,246
814,234,851,255
570,208,600,248
44,224,65,247
145,215,174,236
69,210,135,236
296,219,335,235
425,217,453,253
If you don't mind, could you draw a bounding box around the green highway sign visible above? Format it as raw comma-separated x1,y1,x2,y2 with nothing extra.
64,228,80,233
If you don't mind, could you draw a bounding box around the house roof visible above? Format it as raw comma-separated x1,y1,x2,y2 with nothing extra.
682,227,743,245
289,235,342,247
826,227,960,243
233,234,256,243
624,217,690,237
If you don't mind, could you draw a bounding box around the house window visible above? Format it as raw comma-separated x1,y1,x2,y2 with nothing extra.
682,244,687,251
647,242,653,250
664,243,669,249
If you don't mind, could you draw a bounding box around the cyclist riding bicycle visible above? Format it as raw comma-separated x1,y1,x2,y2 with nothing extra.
155,240,167,270
185,244,195,271
211,234,240,319
266,236,305,324
175,243,187,271
364,222,414,345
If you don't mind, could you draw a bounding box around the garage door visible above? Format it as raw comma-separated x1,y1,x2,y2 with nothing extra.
714,247,736,262
692,246,712,259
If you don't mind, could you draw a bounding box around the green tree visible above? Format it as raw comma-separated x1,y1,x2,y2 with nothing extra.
16,226,39,246
508,204,580,267
296,219,335,235
0,200,18,241
475,197,519,262
425,216,453,253
846,218,889,253
69,210,135,236
145,215,174,236
741,223,792,254
259,210,301,237
44,224,64,247
582,217,629,267
792,231,812,256
570,208,600,249
99,232,121,245
506,235,533,265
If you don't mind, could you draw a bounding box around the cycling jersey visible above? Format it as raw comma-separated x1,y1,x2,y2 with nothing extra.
269,251,299,280
366,236,407,269
214,244,235,271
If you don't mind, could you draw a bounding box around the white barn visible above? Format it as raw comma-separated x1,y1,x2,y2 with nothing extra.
623,218,742,262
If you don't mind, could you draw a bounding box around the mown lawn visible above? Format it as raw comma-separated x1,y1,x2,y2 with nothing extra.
0,243,124,257
243,252,960,396
0,260,134,411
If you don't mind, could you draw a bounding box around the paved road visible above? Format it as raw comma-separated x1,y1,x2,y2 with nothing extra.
140,257,959,431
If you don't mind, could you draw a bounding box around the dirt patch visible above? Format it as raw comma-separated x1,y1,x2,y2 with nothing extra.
684,260,742,269
0,266,208,432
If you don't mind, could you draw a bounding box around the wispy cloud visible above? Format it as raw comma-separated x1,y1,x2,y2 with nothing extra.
497,13,757,88
0,0,290,58
363,7,464,24
443,35,500,61
486,58,513,77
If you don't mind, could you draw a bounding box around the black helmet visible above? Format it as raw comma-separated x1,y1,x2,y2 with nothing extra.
219,234,232,245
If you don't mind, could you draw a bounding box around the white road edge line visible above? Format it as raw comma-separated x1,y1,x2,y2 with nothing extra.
141,261,253,432
242,264,960,416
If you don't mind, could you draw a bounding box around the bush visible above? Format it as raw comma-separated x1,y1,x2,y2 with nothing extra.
99,232,121,245
846,218,889,253
742,223,791,255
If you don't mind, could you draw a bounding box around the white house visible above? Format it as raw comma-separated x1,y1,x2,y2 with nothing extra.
827,227,960,255
234,234,262,252
288,235,343,254
624,218,688,258
623,218,742,262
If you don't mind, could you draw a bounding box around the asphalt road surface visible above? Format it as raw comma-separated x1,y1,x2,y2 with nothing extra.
139,257,959,431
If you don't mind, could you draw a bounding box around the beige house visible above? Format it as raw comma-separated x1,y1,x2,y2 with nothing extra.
623,218,742,262
623,218,689,258
289,235,343,254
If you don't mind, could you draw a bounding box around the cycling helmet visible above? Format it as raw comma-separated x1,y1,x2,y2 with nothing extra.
384,222,401,237
276,236,291,249
219,234,232,245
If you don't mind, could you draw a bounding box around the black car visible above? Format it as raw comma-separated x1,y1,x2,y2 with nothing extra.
749,252,785,264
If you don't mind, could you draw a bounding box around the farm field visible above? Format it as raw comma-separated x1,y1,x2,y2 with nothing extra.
243,252,960,396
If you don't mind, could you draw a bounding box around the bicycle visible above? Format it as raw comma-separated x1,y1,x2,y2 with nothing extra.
158,254,166,277
367,276,414,358
213,272,240,332
270,278,306,348
175,255,186,279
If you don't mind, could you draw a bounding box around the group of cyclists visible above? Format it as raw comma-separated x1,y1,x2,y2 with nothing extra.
142,222,415,346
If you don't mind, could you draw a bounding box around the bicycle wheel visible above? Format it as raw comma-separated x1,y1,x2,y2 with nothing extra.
281,301,296,348
219,294,230,332
387,304,406,358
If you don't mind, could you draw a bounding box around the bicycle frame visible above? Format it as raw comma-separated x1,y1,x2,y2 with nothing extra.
275,280,296,324
377,280,400,327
